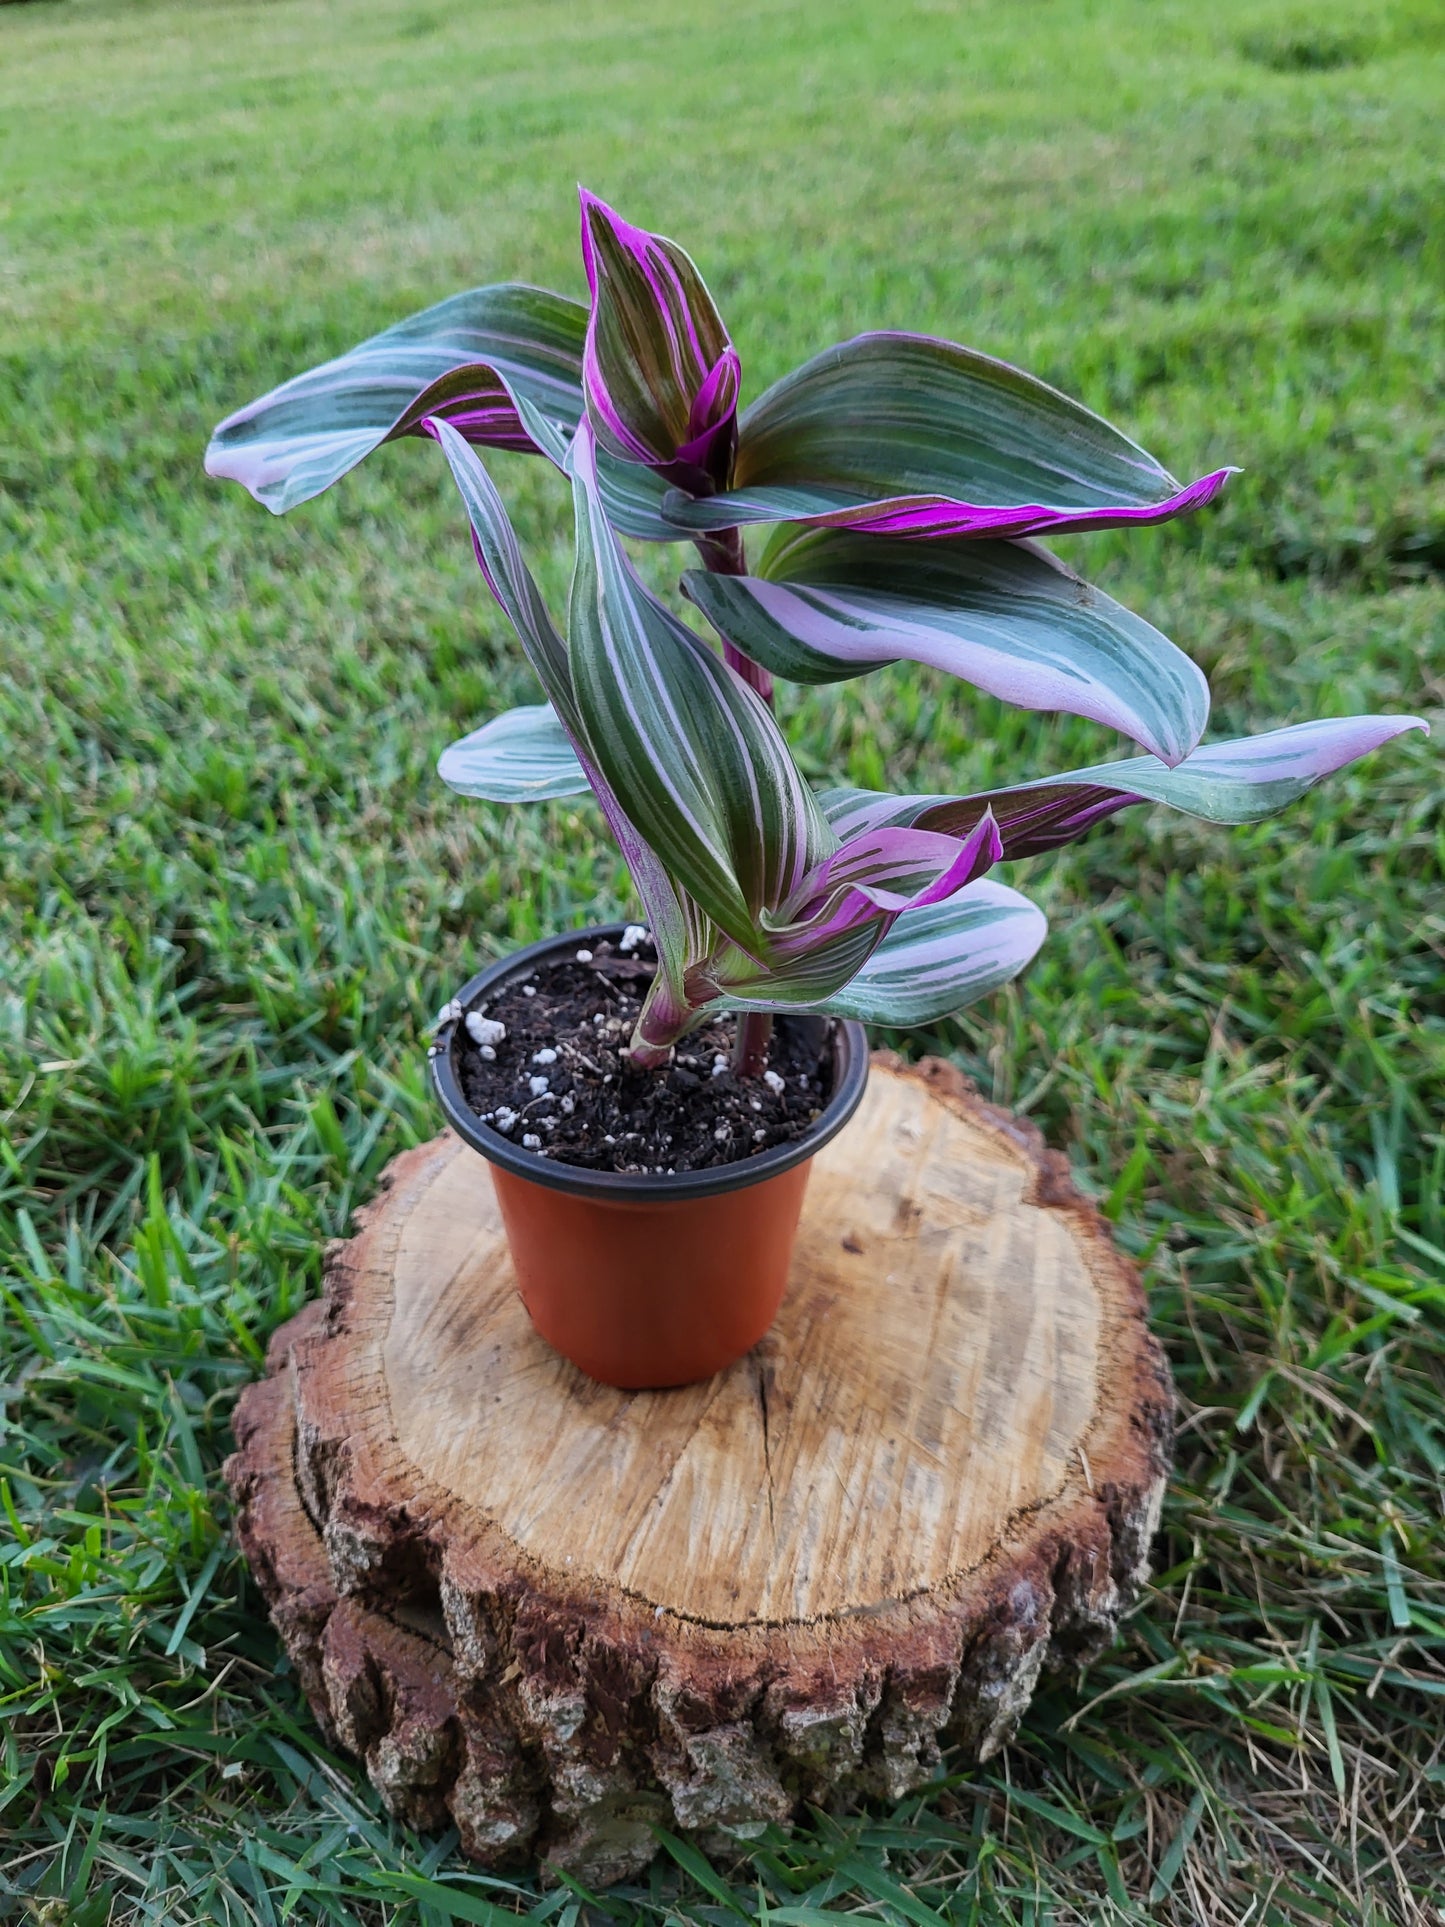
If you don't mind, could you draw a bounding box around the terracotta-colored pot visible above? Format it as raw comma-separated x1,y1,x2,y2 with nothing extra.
430,926,869,1389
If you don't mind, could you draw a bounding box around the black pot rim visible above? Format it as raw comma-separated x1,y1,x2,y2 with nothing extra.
429,924,870,1202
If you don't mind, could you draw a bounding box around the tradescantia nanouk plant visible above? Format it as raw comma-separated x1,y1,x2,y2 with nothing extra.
207,190,1425,1080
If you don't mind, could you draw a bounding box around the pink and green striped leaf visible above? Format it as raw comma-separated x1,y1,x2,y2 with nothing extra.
580,190,739,491
206,285,586,513
659,331,1233,539
685,813,1004,1015
769,813,1002,960
428,419,698,1002
821,714,1429,856
700,922,885,1013
684,529,1210,766
566,423,833,952
594,444,681,540
695,878,1048,1024
427,420,575,717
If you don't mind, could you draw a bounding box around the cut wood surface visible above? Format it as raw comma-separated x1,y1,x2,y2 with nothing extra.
226,1054,1173,1887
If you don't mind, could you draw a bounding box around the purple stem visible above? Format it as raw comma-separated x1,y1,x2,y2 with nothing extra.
694,526,775,1076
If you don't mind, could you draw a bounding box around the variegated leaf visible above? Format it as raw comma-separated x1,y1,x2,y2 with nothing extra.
814,882,1048,1025
430,419,698,999
580,190,738,490
428,419,575,718
684,529,1209,766
688,918,886,1014
438,704,588,802
566,423,834,949
821,714,1429,856
765,814,1002,972
594,444,681,540
684,813,1003,1015
206,285,586,513
660,331,1233,539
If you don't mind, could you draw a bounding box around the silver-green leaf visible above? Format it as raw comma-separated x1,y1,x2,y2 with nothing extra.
438,704,589,803
684,530,1210,766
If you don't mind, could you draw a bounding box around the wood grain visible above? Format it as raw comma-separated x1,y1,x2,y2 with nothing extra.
384,1065,1102,1622
226,1054,1173,1887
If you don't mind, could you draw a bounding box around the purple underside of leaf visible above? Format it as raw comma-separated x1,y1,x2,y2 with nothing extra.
822,714,1429,858
828,787,1143,859
751,823,1003,988
650,327,1236,536
991,786,1143,854
780,813,1002,946
816,466,1236,538
662,467,1237,538
683,532,1210,766
411,391,539,447
208,367,544,509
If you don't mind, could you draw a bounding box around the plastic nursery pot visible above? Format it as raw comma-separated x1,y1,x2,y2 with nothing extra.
430,925,869,1390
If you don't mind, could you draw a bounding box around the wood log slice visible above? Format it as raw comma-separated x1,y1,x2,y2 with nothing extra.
226,1053,1172,1887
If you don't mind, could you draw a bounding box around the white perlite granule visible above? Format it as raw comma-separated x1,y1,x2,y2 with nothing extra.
434,998,463,1027
465,1012,506,1048
493,1108,518,1133
531,1047,557,1064
763,1068,786,1095
528,1075,550,1097
575,948,593,962
521,1133,542,1150
619,924,648,953
479,1044,496,1062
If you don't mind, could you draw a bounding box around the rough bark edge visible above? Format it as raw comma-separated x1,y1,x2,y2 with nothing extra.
228,1056,1174,1883
226,1332,551,1871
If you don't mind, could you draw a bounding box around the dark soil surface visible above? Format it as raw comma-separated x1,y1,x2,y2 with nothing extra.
446,934,835,1175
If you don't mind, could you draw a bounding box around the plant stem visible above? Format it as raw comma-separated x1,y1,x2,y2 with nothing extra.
626,967,688,1069
696,528,775,1077
731,1010,773,1079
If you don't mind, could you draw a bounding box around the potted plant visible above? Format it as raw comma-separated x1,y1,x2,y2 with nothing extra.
207,191,1423,1390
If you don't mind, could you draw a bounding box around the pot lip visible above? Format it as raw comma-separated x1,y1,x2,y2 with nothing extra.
429,923,870,1202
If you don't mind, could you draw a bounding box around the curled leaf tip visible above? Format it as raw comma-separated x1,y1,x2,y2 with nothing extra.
979,807,1005,868
205,284,587,512
578,189,738,491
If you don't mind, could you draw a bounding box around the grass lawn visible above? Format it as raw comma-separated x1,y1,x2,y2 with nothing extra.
2,0,1443,1918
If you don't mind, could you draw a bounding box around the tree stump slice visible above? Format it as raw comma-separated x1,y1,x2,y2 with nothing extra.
226,1053,1172,1887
